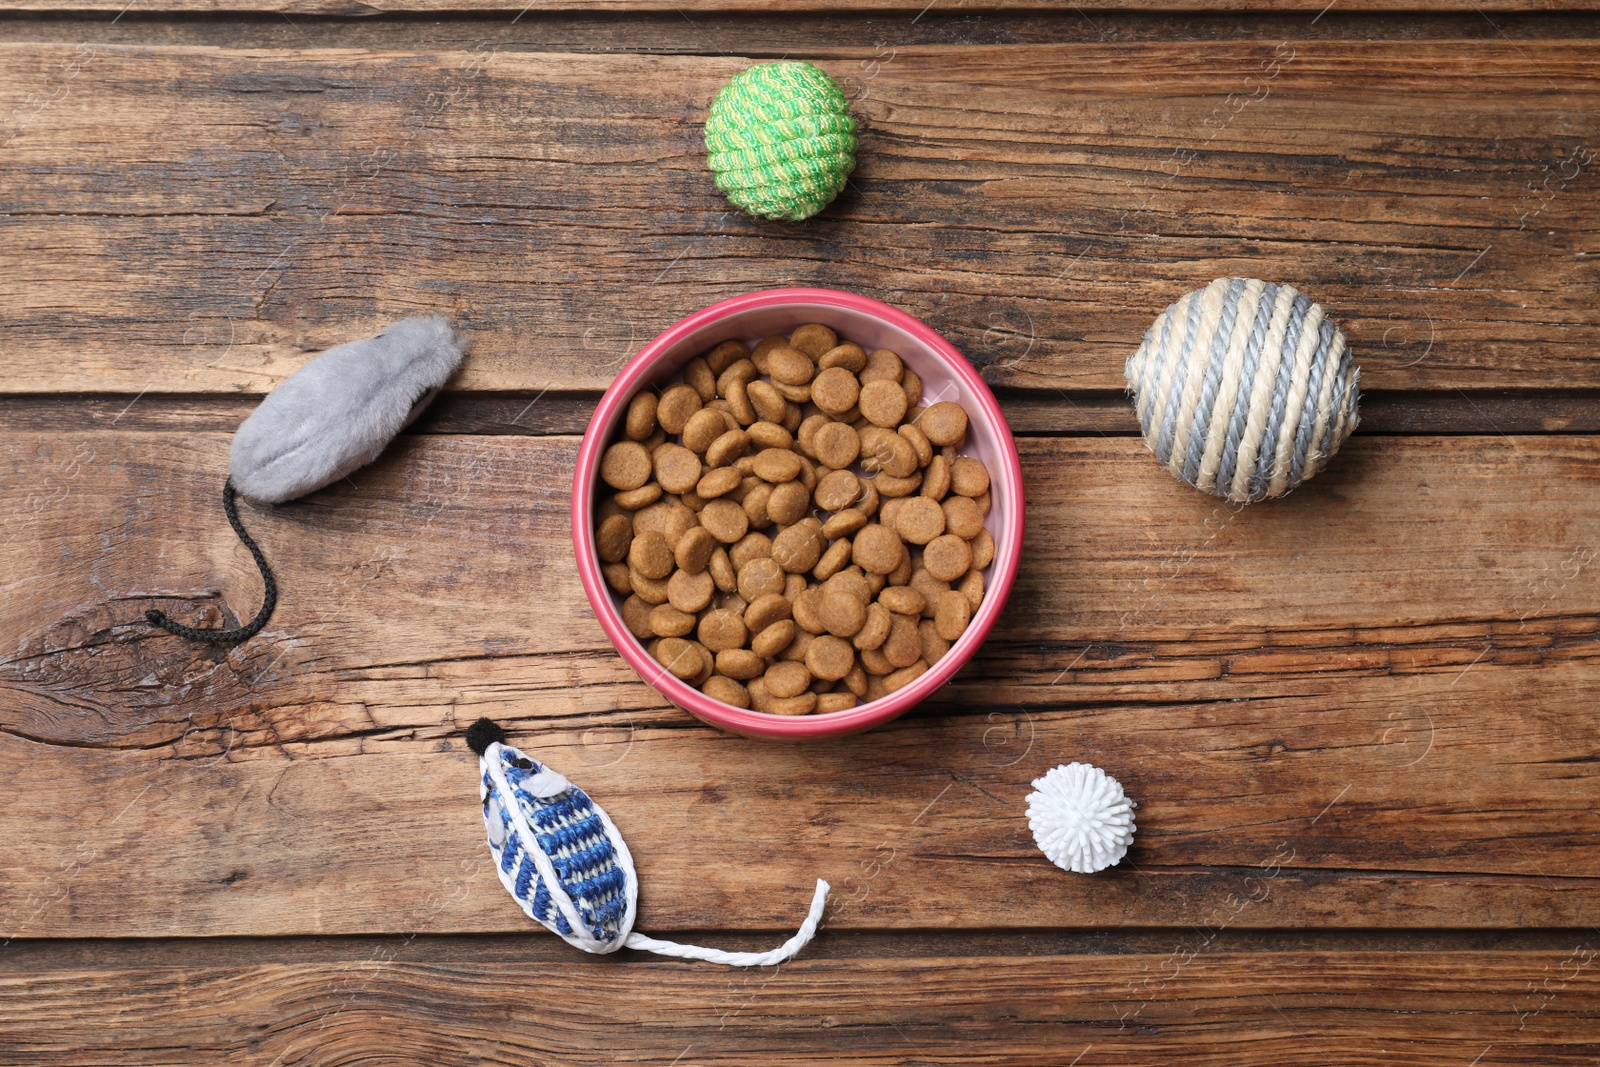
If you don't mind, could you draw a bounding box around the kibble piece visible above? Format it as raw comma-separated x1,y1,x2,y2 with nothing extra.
970,527,996,570
922,533,973,583
812,422,861,469
859,645,894,676
625,392,659,441
708,547,736,592
860,348,903,384
958,569,985,611
806,634,856,681
752,448,803,484
717,357,758,395
824,568,871,603
602,561,633,596
878,586,924,616
767,480,811,526
942,496,985,539
892,495,946,545
899,422,933,467
743,592,792,633
741,482,774,527
729,531,773,570
781,628,814,662
858,379,909,428
682,408,727,453
653,444,702,494
697,609,749,652
715,648,766,680
768,692,818,716
737,557,786,602
810,366,860,415
725,379,758,425
819,342,867,373
817,693,858,714
702,675,750,708
882,612,923,668
884,662,928,693
656,384,703,435
790,323,838,358
750,334,791,371
853,602,891,651
744,422,789,453
767,345,815,387
654,637,701,680
650,603,697,638
596,514,633,563
934,589,972,641
765,660,812,699
706,339,749,375
842,664,868,697
856,478,881,517
818,590,867,637
628,531,674,580
822,508,868,540
752,619,797,658
744,380,787,424
920,619,951,664
615,483,662,510
621,594,655,638
773,524,826,573
851,524,904,575
902,367,923,408
784,572,808,600
747,677,772,711
696,466,743,500
791,587,825,634
950,456,990,498
921,454,951,500
908,567,951,617
887,542,912,586
814,469,861,512
668,569,716,613
706,428,751,469
601,441,653,491
699,499,750,544
813,538,852,582
918,401,968,446
683,357,717,402
858,427,919,478
630,570,670,605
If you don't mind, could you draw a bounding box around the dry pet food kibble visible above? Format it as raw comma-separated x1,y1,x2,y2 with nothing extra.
595,324,995,715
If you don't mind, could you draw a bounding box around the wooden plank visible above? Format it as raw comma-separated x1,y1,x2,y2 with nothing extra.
2,43,1597,394
2,430,1596,936
2,951,1598,1065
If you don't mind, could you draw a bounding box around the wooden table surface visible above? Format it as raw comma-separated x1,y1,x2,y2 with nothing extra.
4,2,1599,1063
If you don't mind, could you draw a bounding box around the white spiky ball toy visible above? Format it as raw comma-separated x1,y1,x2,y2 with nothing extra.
1027,763,1137,874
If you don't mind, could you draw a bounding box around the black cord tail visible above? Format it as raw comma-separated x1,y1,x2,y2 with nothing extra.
145,477,278,645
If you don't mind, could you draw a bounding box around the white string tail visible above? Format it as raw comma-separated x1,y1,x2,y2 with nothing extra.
1027,762,1137,874
623,879,830,967
467,718,829,967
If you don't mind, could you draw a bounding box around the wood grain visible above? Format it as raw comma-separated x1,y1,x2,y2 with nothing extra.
3,950,1598,1066
2,43,1597,394
3,430,1595,936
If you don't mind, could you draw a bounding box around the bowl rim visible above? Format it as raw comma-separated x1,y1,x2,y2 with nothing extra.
571,286,1026,740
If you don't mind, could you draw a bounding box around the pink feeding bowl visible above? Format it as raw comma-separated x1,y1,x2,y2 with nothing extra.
572,287,1026,740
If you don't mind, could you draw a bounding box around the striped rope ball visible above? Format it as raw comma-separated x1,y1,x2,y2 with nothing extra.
1125,278,1361,504
704,61,858,222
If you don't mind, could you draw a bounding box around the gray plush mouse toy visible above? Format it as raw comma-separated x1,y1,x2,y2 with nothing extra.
146,315,468,644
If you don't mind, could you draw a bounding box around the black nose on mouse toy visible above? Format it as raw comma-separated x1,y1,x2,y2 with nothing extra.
145,315,468,645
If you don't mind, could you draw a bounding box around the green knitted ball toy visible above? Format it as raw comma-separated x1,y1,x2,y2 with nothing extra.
704,62,859,222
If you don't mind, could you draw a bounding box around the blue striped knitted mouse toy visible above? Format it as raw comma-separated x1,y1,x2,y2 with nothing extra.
466,718,829,966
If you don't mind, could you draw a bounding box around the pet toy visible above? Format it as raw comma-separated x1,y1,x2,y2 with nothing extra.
145,315,467,644
704,61,858,222
1027,762,1136,874
468,719,829,966
1125,278,1359,503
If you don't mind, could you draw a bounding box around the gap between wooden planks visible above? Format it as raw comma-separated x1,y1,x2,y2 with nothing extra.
1,951,1596,1066
2,430,1596,937
1,42,1596,393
